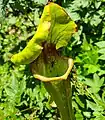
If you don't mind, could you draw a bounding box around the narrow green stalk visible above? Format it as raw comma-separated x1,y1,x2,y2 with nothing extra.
44,78,74,120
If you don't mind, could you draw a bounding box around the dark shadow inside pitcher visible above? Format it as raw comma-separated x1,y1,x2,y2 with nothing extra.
30,42,69,78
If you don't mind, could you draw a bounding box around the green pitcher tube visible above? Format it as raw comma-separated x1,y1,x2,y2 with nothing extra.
30,43,75,120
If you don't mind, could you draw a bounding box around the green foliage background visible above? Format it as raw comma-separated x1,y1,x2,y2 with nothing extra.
0,0,105,119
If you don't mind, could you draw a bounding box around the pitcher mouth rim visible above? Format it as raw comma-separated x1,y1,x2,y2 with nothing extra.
33,58,73,82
